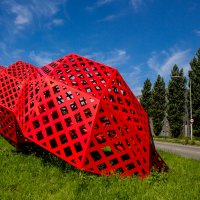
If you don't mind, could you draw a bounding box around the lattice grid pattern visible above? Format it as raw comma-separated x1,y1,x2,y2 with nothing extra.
0,53,168,178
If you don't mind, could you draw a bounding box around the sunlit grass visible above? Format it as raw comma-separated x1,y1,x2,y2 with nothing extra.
0,137,199,200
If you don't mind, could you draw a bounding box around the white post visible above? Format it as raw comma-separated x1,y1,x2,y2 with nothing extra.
189,79,193,141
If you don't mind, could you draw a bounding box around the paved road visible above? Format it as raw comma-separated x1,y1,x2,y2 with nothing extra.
155,141,200,160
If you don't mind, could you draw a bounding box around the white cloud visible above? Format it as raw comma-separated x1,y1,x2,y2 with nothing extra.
12,49,25,59
194,29,200,36
47,18,64,28
130,0,143,11
97,0,114,6
0,42,25,65
0,42,9,58
29,0,66,17
0,42,24,58
98,14,118,22
97,12,125,22
84,49,129,67
147,48,191,78
29,51,56,66
11,5,32,26
122,65,143,95
3,0,66,30
86,0,114,11
46,18,64,28
52,19,64,26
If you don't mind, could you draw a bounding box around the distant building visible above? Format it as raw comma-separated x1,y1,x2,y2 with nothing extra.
136,95,142,102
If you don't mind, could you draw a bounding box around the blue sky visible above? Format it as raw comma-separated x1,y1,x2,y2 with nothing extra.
0,0,200,95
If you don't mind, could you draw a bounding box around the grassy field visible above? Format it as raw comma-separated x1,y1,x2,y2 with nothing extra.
0,137,200,200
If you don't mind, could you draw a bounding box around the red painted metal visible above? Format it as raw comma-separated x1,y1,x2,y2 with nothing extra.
0,54,168,178
0,66,4,71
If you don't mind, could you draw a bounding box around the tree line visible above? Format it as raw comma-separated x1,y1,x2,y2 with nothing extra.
140,49,200,138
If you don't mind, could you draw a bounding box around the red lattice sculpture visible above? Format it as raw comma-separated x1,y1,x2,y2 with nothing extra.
0,54,168,178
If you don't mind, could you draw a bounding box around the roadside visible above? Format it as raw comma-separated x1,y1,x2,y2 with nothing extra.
153,136,200,146
155,141,200,160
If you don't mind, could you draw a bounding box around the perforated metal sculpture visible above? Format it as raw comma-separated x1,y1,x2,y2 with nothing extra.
0,54,168,178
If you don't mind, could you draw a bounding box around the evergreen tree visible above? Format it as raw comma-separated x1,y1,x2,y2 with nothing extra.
189,49,200,137
140,79,152,117
151,75,166,136
167,65,186,138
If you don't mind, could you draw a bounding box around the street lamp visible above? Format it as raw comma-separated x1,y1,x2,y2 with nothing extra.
171,76,193,140
189,79,193,140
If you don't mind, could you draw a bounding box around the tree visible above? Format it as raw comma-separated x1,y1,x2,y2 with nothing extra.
189,49,200,137
167,65,186,138
140,79,152,117
151,75,166,136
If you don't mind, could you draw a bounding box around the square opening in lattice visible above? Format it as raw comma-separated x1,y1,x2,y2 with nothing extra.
60,106,68,115
81,80,87,85
79,125,87,135
70,102,78,111
86,87,92,93
64,117,72,127
53,85,60,94
46,126,53,136
43,90,51,99
25,115,29,122
51,111,59,120
107,129,117,138
74,142,83,152
42,115,49,124
95,86,101,91
68,75,75,80
72,81,78,86
115,167,124,174
69,129,78,140
32,120,40,129
55,122,63,132
137,126,143,131
59,134,68,144
101,146,113,156
63,64,69,68
36,131,44,141
47,100,55,109
56,95,64,104
90,150,101,161
121,154,130,161
95,134,106,144
56,70,63,75
98,163,107,171
136,160,141,166
84,108,92,118
110,158,119,166
74,113,83,123
38,105,46,114
64,146,72,157
65,69,71,74
90,79,97,85
50,138,58,148
143,157,146,163
126,163,135,170
79,97,87,106
142,169,146,175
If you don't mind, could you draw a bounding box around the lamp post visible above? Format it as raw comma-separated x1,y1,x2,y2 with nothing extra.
171,75,193,140
189,79,193,140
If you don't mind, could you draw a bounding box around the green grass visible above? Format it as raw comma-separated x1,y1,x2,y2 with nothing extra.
0,137,200,200
154,136,200,146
